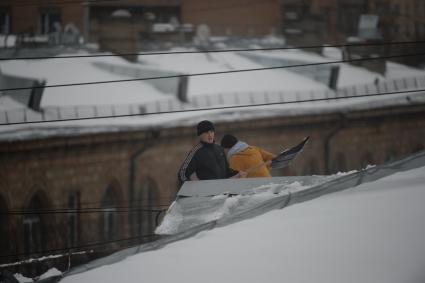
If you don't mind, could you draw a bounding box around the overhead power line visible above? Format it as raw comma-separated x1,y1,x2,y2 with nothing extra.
73,197,175,207
1,239,153,267
2,206,167,215
3,197,174,213
1,51,425,93
1,88,424,127
0,250,92,267
0,233,159,259
1,40,424,61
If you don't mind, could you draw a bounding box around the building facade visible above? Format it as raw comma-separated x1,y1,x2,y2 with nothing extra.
279,0,425,43
1,0,424,47
0,130,163,275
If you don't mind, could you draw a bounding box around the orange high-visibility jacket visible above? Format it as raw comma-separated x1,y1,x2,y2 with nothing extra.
228,146,275,177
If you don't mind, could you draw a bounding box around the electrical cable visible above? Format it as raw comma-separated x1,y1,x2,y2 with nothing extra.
1,51,424,93
0,250,91,267
3,198,174,213
2,206,167,215
0,233,159,259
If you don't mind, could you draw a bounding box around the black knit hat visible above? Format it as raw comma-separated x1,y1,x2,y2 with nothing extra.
197,120,215,136
220,134,238,149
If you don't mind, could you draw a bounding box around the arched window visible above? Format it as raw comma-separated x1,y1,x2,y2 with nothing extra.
101,185,119,241
23,194,45,255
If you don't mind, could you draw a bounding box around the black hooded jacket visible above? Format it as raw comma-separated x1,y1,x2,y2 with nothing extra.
178,141,239,185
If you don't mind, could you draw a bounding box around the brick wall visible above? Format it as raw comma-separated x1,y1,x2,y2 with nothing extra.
181,0,282,36
0,131,159,273
7,3,84,34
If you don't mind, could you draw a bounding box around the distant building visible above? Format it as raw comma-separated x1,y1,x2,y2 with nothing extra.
1,0,424,53
279,0,425,44
0,0,182,51
89,0,182,56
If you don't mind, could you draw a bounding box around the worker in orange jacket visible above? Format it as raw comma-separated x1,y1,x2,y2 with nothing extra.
220,134,276,178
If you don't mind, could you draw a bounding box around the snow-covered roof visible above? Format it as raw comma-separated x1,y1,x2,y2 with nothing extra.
0,50,170,107
1,47,425,142
57,150,425,283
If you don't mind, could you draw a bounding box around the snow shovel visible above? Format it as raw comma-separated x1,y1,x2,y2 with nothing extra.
245,136,310,174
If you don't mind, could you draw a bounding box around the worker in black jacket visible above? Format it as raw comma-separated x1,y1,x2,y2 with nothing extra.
178,120,247,186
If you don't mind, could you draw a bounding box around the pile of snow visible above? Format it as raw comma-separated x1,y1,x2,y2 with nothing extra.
240,48,385,87
259,35,286,46
155,189,285,235
156,174,348,235
0,35,17,48
152,23,176,33
322,46,343,60
386,61,425,79
61,165,425,283
14,268,62,283
38,268,62,280
13,273,32,283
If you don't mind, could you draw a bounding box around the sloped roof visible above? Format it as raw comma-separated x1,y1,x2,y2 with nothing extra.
61,150,425,281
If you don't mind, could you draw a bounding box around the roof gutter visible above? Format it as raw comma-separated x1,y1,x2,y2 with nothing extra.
128,128,160,238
